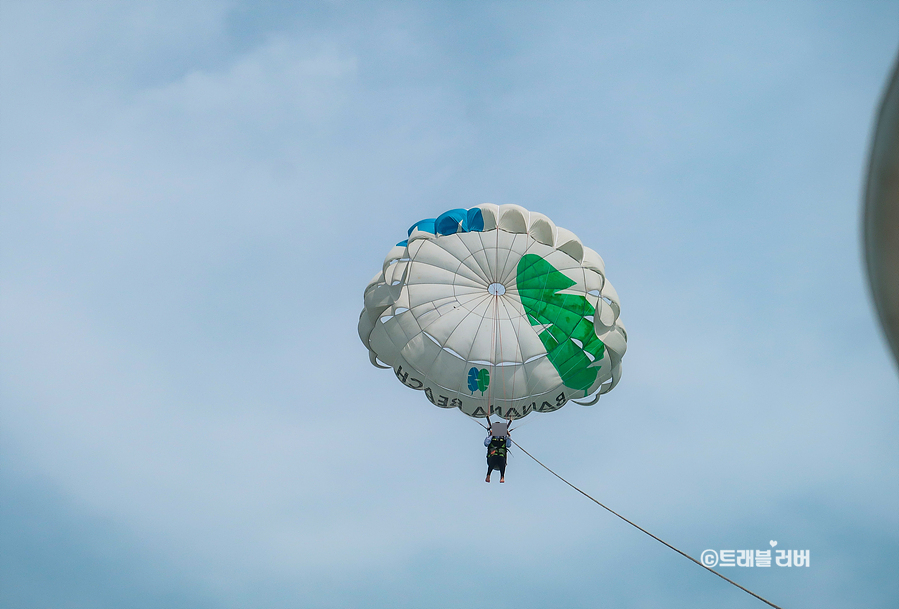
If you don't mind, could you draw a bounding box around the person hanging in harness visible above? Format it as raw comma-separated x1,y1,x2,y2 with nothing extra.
484,420,511,483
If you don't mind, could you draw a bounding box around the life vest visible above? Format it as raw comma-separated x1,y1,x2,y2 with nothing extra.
487,437,507,460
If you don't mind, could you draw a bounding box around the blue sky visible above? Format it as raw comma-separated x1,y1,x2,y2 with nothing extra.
1,1,898,607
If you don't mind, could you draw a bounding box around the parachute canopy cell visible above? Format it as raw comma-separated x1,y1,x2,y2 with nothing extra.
359,204,627,420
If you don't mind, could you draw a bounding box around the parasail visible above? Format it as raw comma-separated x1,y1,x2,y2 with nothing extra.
358,204,627,420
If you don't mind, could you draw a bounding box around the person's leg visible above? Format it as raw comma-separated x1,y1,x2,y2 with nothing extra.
486,461,493,482
499,459,506,483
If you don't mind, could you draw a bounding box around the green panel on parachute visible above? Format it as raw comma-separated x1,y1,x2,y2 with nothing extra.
516,254,605,393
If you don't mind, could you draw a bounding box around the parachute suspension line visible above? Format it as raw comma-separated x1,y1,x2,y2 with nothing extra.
492,225,513,423
496,297,503,407
488,223,500,419
495,288,524,418
487,289,498,420
505,438,785,609
513,294,523,412
497,230,510,417
497,288,508,417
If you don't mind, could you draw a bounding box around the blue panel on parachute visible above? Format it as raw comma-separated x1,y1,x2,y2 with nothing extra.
408,218,437,237
435,209,468,235
466,208,484,232
397,207,486,246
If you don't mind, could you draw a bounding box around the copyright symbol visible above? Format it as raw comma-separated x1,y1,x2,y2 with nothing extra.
701,549,718,567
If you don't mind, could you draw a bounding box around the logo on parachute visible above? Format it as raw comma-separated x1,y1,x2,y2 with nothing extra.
516,254,606,394
467,367,490,395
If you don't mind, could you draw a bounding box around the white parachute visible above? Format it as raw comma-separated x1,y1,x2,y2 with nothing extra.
359,204,627,419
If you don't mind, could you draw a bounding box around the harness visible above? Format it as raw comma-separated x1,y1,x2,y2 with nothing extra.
487,436,507,460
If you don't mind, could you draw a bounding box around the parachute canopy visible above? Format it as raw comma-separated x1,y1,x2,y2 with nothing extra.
359,204,627,420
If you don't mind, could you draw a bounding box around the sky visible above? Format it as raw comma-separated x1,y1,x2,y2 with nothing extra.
1,1,898,607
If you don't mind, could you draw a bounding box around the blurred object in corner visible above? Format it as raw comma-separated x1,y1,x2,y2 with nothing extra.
864,51,899,373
